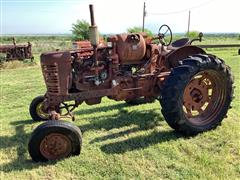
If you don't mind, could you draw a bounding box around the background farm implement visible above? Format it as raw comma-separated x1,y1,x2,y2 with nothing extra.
0,38,34,62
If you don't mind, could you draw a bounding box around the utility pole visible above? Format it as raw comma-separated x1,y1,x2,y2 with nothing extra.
142,2,146,32
187,10,191,36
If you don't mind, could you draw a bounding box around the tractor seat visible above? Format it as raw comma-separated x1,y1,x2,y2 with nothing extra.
168,38,190,50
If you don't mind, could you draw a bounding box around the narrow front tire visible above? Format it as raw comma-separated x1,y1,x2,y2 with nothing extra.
29,95,49,121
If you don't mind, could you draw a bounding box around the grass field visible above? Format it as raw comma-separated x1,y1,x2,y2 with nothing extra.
0,36,240,179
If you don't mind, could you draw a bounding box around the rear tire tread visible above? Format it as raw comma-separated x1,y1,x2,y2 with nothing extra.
160,54,234,135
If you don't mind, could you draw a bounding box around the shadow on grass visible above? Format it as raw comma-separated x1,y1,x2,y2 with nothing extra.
0,119,57,173
0,119,32,150
74,102,130,115
78,103,162,133
0,102,182,172
100,130,182,154
78,103,183,154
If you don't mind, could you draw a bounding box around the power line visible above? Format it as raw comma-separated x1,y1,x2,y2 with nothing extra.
147,0,215,16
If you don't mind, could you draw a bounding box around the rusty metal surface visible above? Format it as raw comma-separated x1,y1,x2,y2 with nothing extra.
166,46,206,68
0,38,34,61
37,4,219,121
72,41,92,49
41,51,71,96
40,133,72,160
183,70,226,126
89,4,96,26
89,4,99,46
115,33,146,64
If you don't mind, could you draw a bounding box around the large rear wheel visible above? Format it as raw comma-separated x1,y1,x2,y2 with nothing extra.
160,54,234,135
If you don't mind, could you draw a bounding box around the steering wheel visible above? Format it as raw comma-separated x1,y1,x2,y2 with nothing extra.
158,24,172,46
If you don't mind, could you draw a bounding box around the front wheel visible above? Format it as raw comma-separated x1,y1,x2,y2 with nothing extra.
29,95,49,121
160,54,234,135
28,120,82,162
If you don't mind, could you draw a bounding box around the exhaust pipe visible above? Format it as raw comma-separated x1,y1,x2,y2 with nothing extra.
89,4,99,46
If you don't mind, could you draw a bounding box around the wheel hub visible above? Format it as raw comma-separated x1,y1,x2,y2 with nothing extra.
36,103,49,119
183,72,214,119
191,88,203,103
184,77,211,113
40,133,71,160
182,69,227,126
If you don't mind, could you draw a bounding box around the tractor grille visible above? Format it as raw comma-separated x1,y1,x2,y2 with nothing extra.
42,63,60,94
41,51,71,96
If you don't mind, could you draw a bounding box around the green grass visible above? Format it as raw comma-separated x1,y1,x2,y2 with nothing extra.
0,37,239,179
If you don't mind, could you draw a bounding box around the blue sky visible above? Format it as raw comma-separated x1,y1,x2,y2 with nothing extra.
1,0,240,34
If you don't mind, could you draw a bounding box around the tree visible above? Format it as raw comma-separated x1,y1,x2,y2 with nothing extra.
127,26,154,37
71,20,90,41
186,31,200,38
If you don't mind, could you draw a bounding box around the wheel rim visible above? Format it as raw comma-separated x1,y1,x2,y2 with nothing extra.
36,102,49,119
40,133,72,160
183,70,226,126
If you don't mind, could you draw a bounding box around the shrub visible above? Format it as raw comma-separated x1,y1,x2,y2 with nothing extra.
127,26,154,37
186,31,200,38
71,20,90,41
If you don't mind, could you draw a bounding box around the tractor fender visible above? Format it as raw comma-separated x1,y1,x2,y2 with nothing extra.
166,46,206,68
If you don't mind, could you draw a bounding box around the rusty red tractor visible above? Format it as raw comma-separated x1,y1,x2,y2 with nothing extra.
28,5,234,162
